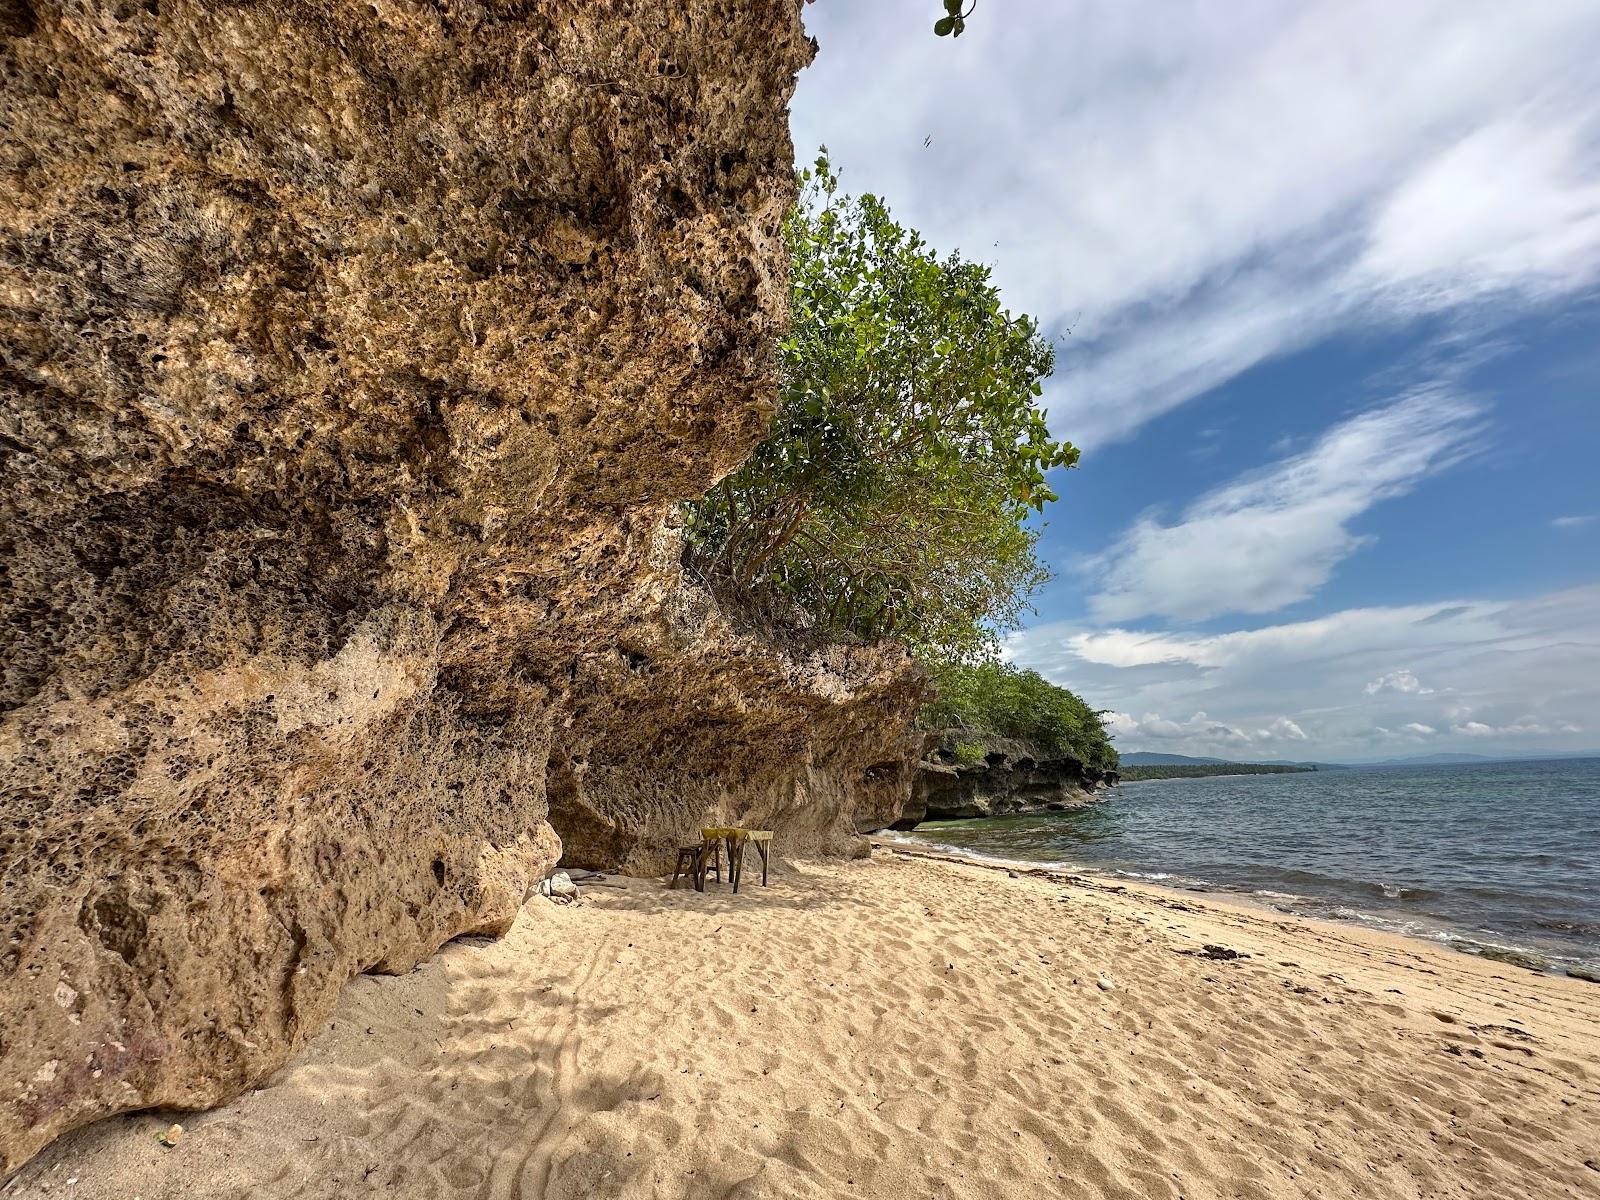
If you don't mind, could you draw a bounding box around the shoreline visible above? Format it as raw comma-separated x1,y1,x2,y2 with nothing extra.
872,834,1598,978
882,811,1600,982
10,850,1599,1199
879,830,1600,981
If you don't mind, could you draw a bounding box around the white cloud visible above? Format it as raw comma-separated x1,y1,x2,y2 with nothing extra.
1102,710,1140,738
1365,669,1434,696
1354,118,1600,312
1451,717,1570,738
793,1,1600,445
1553,514,1597,529
1007,585,1600,759
1059,599,1500,675
1114,710,1308,748
1086,388,1481,622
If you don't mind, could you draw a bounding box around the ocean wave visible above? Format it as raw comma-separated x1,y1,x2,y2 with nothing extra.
1294,907,1567,972
1374,881,1438,902
1251,889,1309,905
1425,932,1553,971
1535,918,1600,936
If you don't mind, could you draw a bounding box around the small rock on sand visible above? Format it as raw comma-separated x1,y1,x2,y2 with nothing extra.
538,872,580,902
1097,976,1115,992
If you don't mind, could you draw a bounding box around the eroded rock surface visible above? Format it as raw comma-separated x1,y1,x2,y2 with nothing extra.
0,0,915,1172
894,733,1115,827
545,547,930,874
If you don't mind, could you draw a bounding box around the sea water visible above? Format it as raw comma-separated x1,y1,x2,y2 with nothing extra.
900,757,1600,974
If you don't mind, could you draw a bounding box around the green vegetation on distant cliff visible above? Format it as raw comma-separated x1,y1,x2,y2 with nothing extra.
922,660,1119,771
683,152,1076,663
1118,763,1313,781
952,739,988,767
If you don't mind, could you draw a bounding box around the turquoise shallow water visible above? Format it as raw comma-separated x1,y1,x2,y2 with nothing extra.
900,757,1600,974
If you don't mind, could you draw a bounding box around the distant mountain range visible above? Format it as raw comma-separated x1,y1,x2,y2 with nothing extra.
1119,752,1226,765
1360,752,1498,766
1121,749,1600,769
1347,750,1600,767
1119,752,1341,769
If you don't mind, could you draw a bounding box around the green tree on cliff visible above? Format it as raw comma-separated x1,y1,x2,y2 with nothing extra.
683,152,1077,663
921,659,1119,771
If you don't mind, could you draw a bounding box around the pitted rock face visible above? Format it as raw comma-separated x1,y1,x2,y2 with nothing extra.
897,732,1112,827
0,0,924,1173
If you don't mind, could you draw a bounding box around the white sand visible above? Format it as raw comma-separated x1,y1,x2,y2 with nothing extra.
10,848,1600,1199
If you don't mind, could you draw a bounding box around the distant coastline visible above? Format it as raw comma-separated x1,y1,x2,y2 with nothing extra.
1117,761,1314,781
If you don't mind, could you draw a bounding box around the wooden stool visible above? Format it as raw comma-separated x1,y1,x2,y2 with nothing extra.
670,839,722,891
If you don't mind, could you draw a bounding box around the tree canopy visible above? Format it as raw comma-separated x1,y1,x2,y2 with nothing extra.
922,660,1119,771
683,152,1077,663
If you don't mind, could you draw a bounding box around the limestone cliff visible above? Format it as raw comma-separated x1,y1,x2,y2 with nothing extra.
542,529,929,875
894,733,1116,827
0,0,923,1173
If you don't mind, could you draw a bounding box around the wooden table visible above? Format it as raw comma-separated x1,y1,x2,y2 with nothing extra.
746,830,773,887
700,827,773,893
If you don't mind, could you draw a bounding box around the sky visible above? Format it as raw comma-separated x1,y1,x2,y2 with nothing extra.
790,0,1600,762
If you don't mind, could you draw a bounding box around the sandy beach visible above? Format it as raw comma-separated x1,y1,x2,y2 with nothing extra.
10,848,1599,1200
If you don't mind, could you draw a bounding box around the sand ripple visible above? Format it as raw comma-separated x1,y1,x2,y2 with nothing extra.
11,850,1600,1199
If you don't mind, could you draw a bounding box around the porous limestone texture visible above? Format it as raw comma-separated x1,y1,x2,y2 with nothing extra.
894,733,1115,828
545,536,929,874
0,0,916,1172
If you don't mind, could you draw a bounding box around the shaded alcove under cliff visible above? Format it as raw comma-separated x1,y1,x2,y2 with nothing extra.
540,580,928,875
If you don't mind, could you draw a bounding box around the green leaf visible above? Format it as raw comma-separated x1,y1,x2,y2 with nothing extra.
944,0,964,13
952,16,965,36
934,15,955,35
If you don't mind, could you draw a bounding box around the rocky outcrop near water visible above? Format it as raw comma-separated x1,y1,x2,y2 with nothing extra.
0,0,928,1173
894,733,1116,827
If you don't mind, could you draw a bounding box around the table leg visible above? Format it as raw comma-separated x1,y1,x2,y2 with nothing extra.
759,840,769,886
